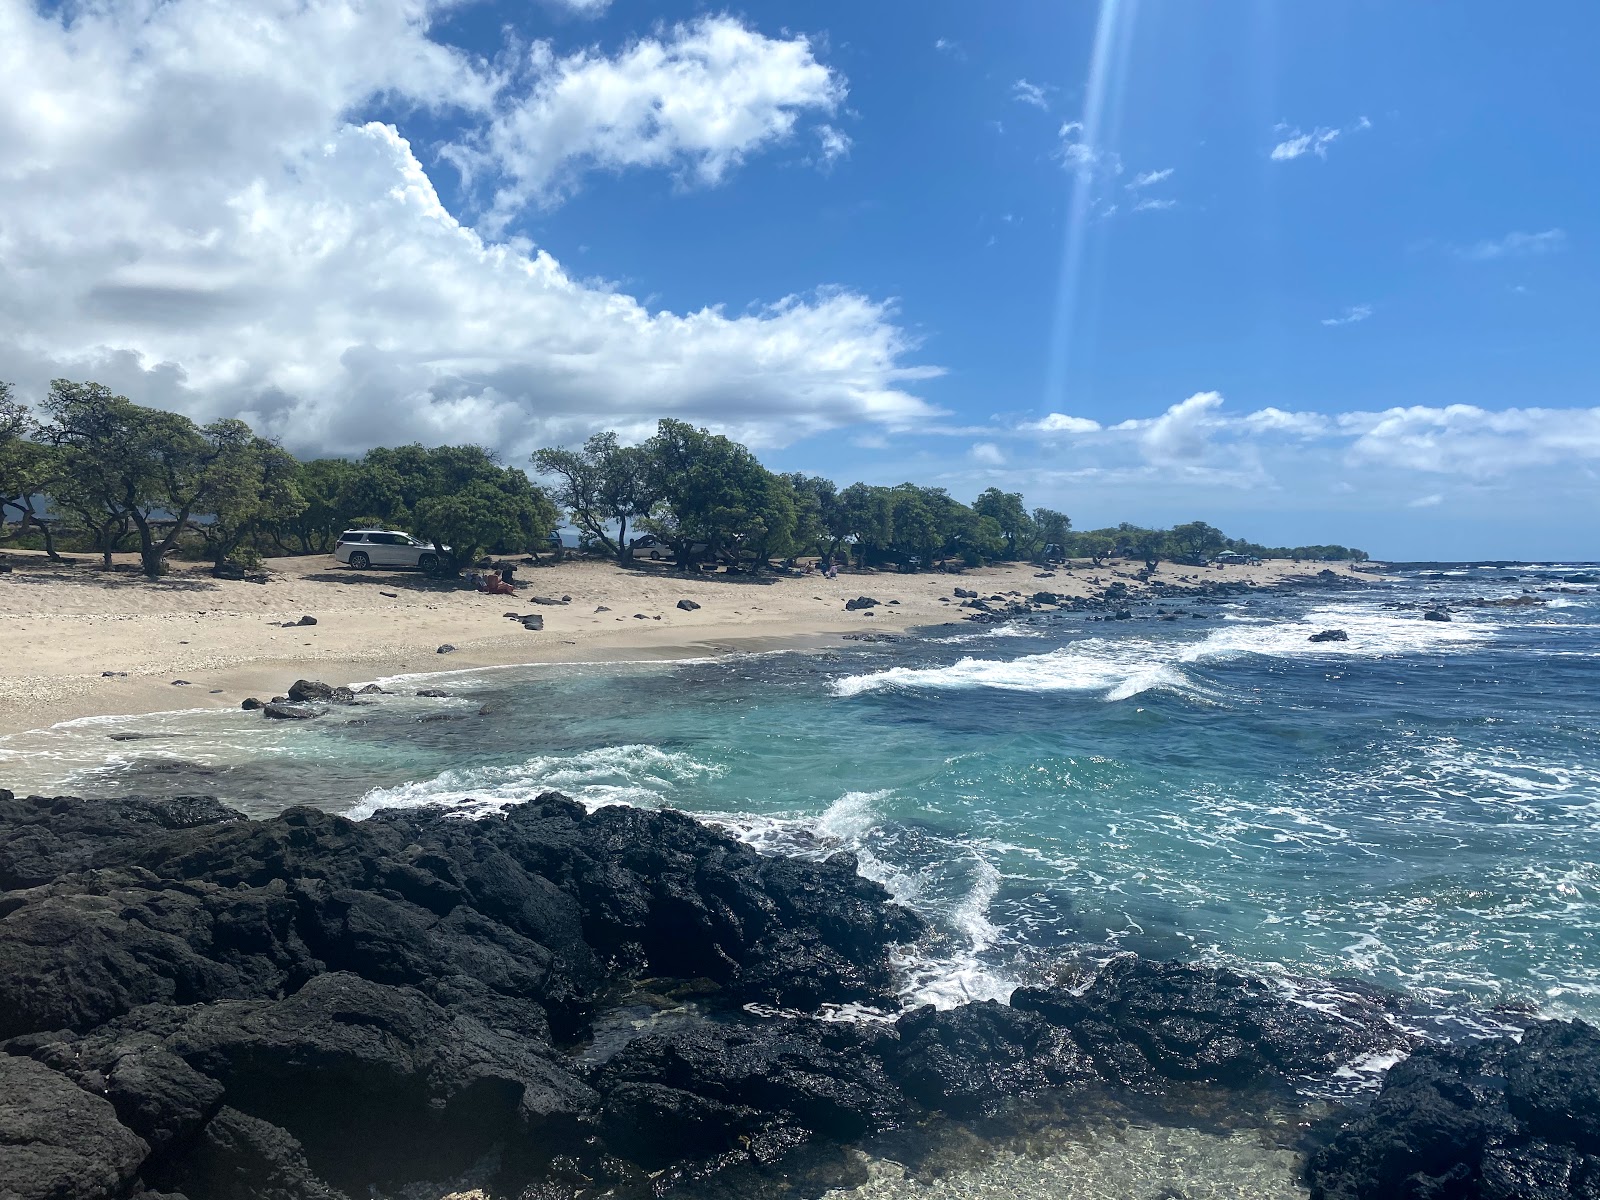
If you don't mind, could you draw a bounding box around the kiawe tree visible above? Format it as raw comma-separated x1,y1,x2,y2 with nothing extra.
38,381,289,578
532,432,658,565
641,419,795,567
0,383,65,560
400,445,559,570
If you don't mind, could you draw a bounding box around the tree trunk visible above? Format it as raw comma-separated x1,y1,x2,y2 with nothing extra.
131,516,162,577
614,516,630,567
16,499,62,561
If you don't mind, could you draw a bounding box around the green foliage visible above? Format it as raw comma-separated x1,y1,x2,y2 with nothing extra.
640,419,796,566
0,378,1368,578
395,445,558,568
532,431,657,564
38,381,293,577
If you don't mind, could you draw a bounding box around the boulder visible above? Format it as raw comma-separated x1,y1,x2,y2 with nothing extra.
1306,1021,1600,1200
240,697,265,710
529,596,565,606
415,689,451,698
953,588,977,598
0,1054,150,1200
887,1001,1093,1116
1309,629,1349,643
296,616,317,627
287,680,353,704
676,599,701,611
845,597,880,611
593,1020,905,1171
261,702,324,720
1422,610,1451,622
436,644,456,654
1012,957,1408,1091
1032,591,1058,605
355,684,385,695
521,614,544,631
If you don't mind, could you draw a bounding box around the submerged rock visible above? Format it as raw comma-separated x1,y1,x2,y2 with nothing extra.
261,701,324,720
1309,629,1350,642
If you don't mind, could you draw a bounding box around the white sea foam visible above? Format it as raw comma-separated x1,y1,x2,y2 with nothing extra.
348,744,725,820
832,604,1498,702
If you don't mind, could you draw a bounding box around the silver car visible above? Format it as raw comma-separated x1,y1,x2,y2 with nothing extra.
335,529,449,571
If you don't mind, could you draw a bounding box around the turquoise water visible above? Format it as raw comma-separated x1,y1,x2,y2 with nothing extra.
6,565,1599,1026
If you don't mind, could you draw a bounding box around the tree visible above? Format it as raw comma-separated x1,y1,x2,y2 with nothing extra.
273,457,361,555
1031,507,1071,560
833,482,891,565
0,383,65,560
973,488,1034,560
1075,530,1115,566
395,446,558,569
39,381,276,577
781,473,837,561
1166,520,1226,565
641,420,795,568
532,432,658,565
198,439,305,567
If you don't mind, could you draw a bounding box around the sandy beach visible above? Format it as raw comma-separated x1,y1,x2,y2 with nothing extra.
0,550,1363,736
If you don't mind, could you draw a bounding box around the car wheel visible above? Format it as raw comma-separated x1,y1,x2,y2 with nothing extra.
348,552,370,569
649,550,663,561
418,553,437,572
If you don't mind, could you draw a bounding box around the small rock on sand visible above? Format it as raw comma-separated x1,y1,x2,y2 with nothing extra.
436,644,456,654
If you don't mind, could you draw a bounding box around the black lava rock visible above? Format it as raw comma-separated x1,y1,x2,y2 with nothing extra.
1306,1021,1600,1200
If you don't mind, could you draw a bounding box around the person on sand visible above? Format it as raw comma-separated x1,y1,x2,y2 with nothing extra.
483,569,517,596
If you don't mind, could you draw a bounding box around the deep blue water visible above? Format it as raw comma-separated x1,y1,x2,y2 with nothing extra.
7,565,1598,1027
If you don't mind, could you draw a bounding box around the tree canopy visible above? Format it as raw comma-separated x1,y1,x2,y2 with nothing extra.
0,379,1368,575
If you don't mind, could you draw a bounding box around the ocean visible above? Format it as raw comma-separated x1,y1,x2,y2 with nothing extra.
4,563,1597,1194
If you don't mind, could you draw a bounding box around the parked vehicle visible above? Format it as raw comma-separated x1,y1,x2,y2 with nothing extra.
335,529,450,572
629,534,710,562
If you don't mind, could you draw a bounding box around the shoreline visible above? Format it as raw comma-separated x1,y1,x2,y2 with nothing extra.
0,550,1375,738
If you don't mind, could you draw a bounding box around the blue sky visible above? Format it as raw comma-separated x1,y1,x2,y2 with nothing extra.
2,0,1595,558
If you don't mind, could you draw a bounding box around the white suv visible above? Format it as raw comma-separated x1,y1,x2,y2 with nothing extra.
335,530,449,571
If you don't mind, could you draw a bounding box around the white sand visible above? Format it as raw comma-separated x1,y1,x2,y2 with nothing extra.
0,550,1366,736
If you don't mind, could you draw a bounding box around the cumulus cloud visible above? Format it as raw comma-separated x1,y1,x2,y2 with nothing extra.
1322,304,1373,327
0,0,934,459
1458,229,1567,261
1004,393,1600,487
1023,413,1103,434
1343,405,1600,477
1270,116,1369,162
970,441,1006,465
458,17,846,215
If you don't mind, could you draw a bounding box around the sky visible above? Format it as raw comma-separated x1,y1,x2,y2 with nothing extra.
1,0,1596,560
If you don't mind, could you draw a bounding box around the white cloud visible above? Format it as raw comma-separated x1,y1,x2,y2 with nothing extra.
1012,78,1051,110
1458,229,1567,261
1126,168,1174,190
1057,122,1120,176
458,17,845,216
1132,197,1176,212
1408,493,1444,508
1344,405,1600,477
970,441,1007,465
813,124,852,169
1322,304,1373,327
934,38,963,57
1116,391,1227,463
1024,413,1103,434
1270,117,1369,162
0,0,935,459
546,0,611,14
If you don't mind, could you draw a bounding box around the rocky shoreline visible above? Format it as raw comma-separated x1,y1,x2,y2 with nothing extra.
2,790,1596,1200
